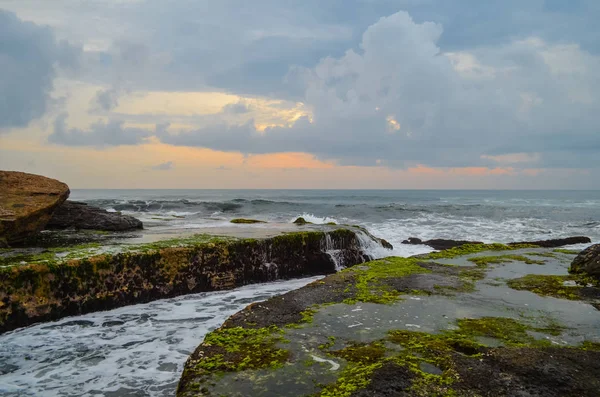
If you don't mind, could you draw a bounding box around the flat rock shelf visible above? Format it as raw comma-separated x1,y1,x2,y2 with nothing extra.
0,224,382,333
177,243,600,397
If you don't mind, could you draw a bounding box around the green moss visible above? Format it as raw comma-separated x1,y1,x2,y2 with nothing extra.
525,252,557,258
580,341,600,351
331,342,387,364
315,316,566,397
468,254,545,267
293,217,312,225
342,257,430,304
507,274,586,300
196,326,290,373
553,248,580,255
423,243,539,260
230,218,266,224
325,222,337,226
318,336,337,350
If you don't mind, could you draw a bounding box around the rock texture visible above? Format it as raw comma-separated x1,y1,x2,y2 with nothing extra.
402,238,483,250
0,229,369,333
570,244,600,280
46,201,143,231
0,171,70,246
178,244,600,397
509,236,591,248
402,236,591,250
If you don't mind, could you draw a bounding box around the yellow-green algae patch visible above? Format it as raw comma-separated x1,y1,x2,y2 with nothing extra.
315,316,571,397
553,248,580,255
468,254,545,267
341,257,430,304
507,274,597,300
422,243,539,260
230,218,267,224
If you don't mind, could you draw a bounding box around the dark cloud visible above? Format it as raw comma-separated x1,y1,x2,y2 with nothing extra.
0,10,80,131
48,113,151,147
222,101,251,114
157,11,600,169
152,161,174,171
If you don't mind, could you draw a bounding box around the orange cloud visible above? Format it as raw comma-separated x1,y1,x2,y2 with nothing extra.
245,152,335,169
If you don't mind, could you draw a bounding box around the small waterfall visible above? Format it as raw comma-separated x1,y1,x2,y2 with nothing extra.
321,233,346,271
353,229,391,261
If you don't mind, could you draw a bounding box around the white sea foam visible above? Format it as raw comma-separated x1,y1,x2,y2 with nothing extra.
290,213,338,225
0,277,322,397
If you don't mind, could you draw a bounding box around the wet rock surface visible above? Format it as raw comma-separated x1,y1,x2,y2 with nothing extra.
402,236,590,250
0,227,375,333
46,200,143,231
178,244,600,397
570,243,600,280
0,171,70,246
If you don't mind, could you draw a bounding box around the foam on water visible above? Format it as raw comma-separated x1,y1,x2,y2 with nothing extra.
0,277,322,397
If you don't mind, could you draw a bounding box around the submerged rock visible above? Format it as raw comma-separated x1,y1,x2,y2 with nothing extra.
570,244,600,280
0,171,70,246
46,201,143,231
230,218,266,224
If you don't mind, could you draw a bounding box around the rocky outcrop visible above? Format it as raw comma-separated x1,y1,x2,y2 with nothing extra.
509,236,591,248
46,201,143,231
402,236,591,250
570,244,600,280
402,237,483,250
0,171,70,247
178,244,600,397
0,229,369,333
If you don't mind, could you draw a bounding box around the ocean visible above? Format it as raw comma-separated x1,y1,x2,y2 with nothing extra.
1,189,599,396
72,189,600,253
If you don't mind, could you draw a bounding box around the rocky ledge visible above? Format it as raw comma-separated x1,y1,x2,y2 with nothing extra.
0,171,70,247
46,200,143,231
0,227,384,334
178,242,600,397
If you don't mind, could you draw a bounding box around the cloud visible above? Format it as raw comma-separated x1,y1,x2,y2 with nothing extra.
152,161,174,171
0,10,80,131
48,113,151,147
222,101,251,114
157,11,600,169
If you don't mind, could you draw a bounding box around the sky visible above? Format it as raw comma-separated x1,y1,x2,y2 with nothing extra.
0,0,599,189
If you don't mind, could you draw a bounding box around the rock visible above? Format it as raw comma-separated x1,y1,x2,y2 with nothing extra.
570,244,600,280
0,229,367,333
0,171,70,246
380,238,393,250
230,218,266,224
46,201,143,231
402,237,483,250
509,236,591,248
402,236,591,251
293,217,311,225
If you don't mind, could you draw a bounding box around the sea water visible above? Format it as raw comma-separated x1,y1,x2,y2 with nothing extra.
1,189,599,396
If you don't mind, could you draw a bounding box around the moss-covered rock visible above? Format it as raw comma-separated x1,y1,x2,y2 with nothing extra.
177,244,600,397
0,229,369,333
230,218,267,224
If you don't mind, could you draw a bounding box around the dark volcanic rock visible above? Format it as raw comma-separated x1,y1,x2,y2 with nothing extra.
0,171,70,246
570,244,600,280
46,201,143,231
509,236,591,248
402,236,591,250
402,237,483,250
